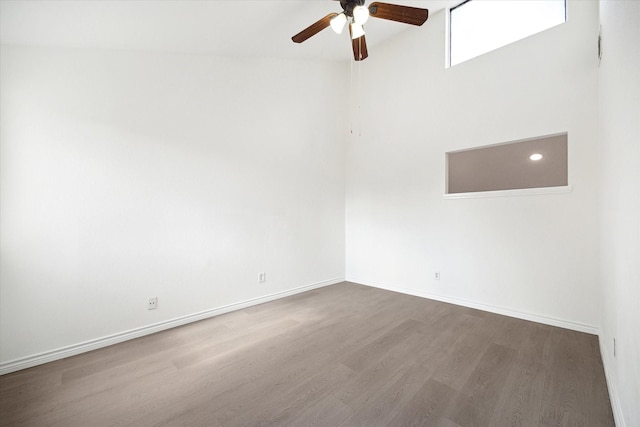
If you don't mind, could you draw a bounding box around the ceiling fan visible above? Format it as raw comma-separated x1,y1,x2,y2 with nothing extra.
292,0,429,61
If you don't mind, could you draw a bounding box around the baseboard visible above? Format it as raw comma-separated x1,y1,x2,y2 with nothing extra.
599,336,626,427
350,279,599,335
0,277,344,376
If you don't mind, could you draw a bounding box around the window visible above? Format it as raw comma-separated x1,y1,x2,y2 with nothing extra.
446,133,569,196
449,0,566,66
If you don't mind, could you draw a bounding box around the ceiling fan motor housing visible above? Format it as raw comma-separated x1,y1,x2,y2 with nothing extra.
341,0,367,17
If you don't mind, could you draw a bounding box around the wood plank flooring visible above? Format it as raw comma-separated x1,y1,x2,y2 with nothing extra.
0,282,614,426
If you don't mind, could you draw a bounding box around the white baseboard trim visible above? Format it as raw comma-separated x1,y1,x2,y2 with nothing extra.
0,277,344,376
350,279,599,335
599,336,626,427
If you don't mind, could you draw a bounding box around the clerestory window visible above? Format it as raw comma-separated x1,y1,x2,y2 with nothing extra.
449,0,566,67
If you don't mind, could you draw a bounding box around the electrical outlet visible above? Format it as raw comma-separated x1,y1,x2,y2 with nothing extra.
259,272,266,283
148,297,158,310
434,272,441,280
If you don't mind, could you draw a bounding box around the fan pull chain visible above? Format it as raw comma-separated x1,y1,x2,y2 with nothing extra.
349,46,363,137
358,52,362,137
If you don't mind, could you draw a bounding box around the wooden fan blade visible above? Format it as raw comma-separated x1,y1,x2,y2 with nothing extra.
361,35,369,60
368,2,429,26
292,13,338,43
356,35,369,61
351,34,369,61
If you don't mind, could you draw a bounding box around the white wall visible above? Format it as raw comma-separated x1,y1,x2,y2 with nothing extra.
0,45,347,367
346,1,601,330
598,1,640,426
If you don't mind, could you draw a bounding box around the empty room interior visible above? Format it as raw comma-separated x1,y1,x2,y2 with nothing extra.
0,0,638,426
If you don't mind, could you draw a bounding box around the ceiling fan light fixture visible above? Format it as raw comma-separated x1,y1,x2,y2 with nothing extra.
350,22,365,39
330,13,347,34
353,5,370,25
291,2,429,61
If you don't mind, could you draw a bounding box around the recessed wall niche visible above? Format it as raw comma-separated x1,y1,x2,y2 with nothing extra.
446,133,568,195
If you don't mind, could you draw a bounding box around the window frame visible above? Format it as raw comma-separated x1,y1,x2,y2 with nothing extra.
444,132,572,199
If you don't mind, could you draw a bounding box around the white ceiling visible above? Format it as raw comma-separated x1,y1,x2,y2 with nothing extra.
0,0,460,61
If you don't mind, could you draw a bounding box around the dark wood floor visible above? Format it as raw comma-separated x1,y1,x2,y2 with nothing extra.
0,282,614,426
